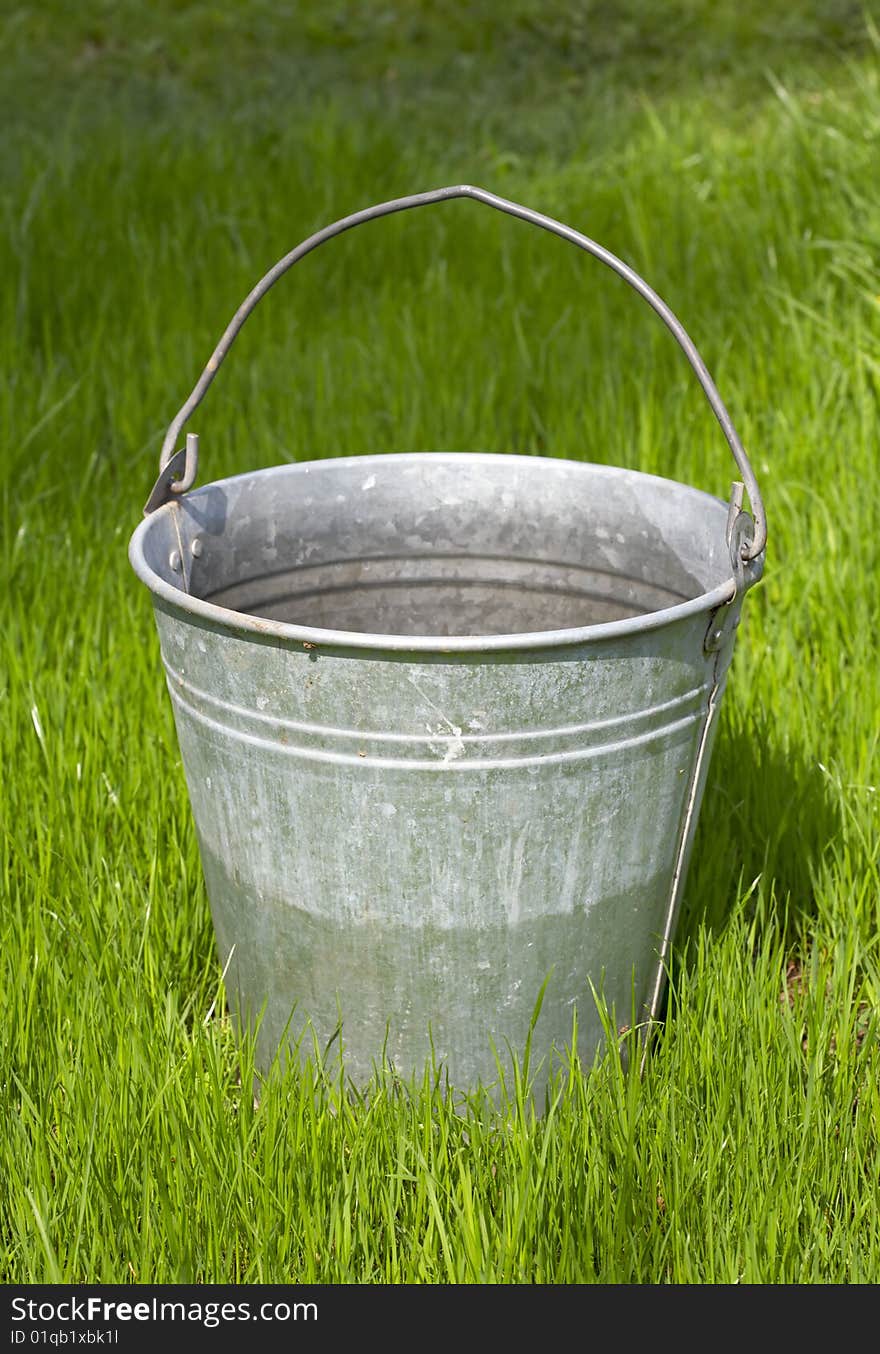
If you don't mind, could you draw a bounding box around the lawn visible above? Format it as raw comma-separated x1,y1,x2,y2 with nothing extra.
2,0,879,1282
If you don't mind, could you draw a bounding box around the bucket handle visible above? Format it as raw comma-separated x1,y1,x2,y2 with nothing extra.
147,184,766,563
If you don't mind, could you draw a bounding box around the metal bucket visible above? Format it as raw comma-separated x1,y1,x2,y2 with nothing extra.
129,186,766,1096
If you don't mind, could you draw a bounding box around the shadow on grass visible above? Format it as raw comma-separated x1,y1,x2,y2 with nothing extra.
677,712,843,947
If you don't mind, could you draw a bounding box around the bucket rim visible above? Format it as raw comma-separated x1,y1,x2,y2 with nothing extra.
129,452,759,653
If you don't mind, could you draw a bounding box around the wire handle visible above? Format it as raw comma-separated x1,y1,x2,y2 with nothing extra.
148,184,766,562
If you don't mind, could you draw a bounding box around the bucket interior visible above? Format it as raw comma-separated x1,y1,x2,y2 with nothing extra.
135,454,735,638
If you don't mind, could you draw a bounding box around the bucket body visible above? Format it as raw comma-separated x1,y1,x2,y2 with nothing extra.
130,451,761,1093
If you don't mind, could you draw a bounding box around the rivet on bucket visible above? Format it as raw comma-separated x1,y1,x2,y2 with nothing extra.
129,185,765,1098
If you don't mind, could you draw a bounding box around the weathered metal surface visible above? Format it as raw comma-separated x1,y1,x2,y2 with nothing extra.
130,453,762,1095
130,186,766,1097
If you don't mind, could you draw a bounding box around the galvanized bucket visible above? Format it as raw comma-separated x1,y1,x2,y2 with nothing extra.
129,186,766,1096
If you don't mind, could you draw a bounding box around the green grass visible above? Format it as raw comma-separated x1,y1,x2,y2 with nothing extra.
2,0,880,1282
